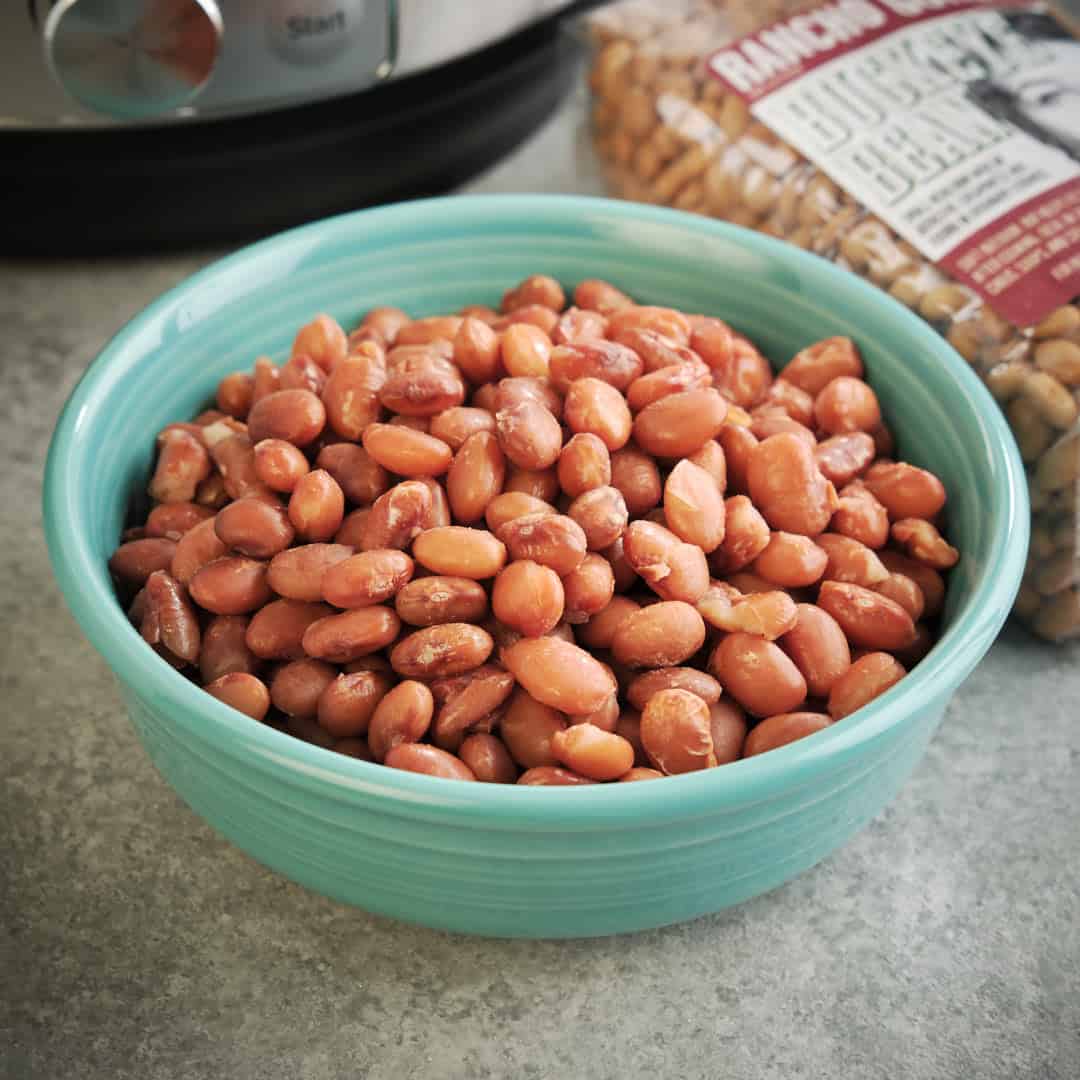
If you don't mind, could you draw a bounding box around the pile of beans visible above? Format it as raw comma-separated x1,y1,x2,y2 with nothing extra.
586,0,1079,641
109,274,958,785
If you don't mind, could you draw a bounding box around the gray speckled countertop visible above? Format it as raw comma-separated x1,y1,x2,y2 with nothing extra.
3,88,1079,1080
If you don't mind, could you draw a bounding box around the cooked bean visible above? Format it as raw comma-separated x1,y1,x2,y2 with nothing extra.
446,431,505,524
815,432,876,487
395,315,463,347
149,428,211,504
214,498,294,558
280,353,328,395
316,670,393,736
267,543,353,601
632,389,727,458
571,689,620,732
816,533,889,586
359,480,431,552
368,680,434,761
552,306,609,345
395,575,489,626
709,700,748,765
302,606,401,662
501,323,553,379
550,723,635,781
568,486,629,552
873,572,926,622
500,688,567,767
878,550,946,618
205,672,270,721
711,495,770,574
429,406,496,451
640,689,715,774
380,354,465,417
207,432,271,502
495,400,563,471
321,550,414,608
753,532,827,588
827,652,907,719
199,615,257,683
718,422,757,495
751,410,817,448
247,389,326,447
558,433,612,497
626,667,721,711
292,313,347,373
577,595,641,650
698,584,797,640
626,359,711,412
391,623,494,678
458,733,518,783
611,601,706,668
517,766,594,786
216,371,255,419
145,502,214,541
359,305,410,346
383,743,476,780
710,633,807,717
286,714,338,749
502,274,565,313
496,375,563,418
564,377,633,451
253,438,310,493
412,525,507,579
321,350,385,440
832,487,890,548
782,337,863,395
817,581,917,651
780,604,851,698
492,560,565,638
815,376,881,435
609,443,662,515
502,637,615,715
562,554,615,624
287,469,345,543
362,423,453,477
549,340,643,392
498,514,587,577
431,665,516,748
251,356,281,404
744,712,832,757
863,462,947,520
246,599,334,660
141,570,201,664
749,433,836,536
453,317,502,385
618,767,663,781
189,556,271,615
623,520,709,603
686,439,728,494
891,519,960,570
270,658,338,719
110,537,179,589
664,459,726,553
573,278,633,314
316,443,389,506
504,466,561,502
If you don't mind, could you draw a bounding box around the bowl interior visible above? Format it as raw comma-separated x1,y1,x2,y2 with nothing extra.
44,195,1028,812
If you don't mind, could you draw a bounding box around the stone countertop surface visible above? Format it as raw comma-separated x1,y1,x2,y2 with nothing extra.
3,88,1079,1080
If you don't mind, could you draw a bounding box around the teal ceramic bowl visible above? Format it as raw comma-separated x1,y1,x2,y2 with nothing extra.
44,195,1027,937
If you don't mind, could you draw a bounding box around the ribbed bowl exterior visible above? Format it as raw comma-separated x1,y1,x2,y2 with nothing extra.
45,196,1027,937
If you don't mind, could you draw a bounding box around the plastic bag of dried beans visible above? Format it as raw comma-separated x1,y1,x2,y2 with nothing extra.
583,0,1080,640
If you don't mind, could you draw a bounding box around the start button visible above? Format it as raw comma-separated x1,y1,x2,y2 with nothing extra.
267,0,367,64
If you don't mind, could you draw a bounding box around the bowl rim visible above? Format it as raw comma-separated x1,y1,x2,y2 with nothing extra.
43,193,1029,825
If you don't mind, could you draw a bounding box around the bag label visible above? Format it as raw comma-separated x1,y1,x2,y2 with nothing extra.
708,1,1080,326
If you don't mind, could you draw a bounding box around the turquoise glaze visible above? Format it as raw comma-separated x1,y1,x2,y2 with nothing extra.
44,196,1028,937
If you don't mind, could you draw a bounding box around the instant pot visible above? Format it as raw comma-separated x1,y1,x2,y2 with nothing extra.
1,1,588,253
